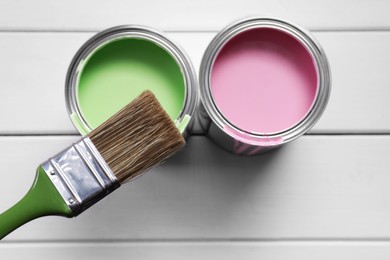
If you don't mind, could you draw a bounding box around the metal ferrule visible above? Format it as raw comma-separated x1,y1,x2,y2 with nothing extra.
41,137,120,216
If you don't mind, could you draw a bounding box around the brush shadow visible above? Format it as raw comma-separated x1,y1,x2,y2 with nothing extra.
66,136,288,240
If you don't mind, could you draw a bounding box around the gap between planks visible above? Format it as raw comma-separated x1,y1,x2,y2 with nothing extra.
3,28,390,33
5,238,390,244
0,133,389,137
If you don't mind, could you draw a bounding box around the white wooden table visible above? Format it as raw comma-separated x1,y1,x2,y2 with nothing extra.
1,1,390,259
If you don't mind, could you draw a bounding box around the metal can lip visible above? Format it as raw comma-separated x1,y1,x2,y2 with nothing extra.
199,16,331,146
65,25,198,136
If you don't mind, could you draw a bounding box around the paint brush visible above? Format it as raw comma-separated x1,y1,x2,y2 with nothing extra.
0,90,185,239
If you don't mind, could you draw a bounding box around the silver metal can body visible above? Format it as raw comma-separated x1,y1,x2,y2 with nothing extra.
198,17,331,155
65,25,198,138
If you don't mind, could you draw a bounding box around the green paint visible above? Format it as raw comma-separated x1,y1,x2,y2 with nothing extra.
76,37,186,130
0,166,72,239
70,112,89,135
176,114,191,133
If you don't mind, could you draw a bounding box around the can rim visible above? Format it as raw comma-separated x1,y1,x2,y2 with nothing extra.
199,16,331,146
65,25,198,136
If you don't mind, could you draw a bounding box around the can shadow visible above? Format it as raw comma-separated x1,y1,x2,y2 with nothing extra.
153,136,286,230
168,135,284,186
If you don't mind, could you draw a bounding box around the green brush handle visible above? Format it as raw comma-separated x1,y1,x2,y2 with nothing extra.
0,166,73,240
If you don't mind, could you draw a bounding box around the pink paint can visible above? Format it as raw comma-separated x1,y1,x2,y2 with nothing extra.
198,17,331,155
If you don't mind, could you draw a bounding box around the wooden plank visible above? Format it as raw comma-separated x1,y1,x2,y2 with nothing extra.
0,0,390,31
0,33,88,134
312,31,390,133
2,242,390,260
0,32,390,134
1,136,390,240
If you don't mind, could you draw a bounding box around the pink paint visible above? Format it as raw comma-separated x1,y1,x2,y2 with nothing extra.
211,28,318,134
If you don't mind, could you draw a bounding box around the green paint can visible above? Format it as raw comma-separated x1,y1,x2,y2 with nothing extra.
66,25,198,136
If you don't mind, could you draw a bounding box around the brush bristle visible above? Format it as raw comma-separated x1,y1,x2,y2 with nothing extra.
88,90,185,183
